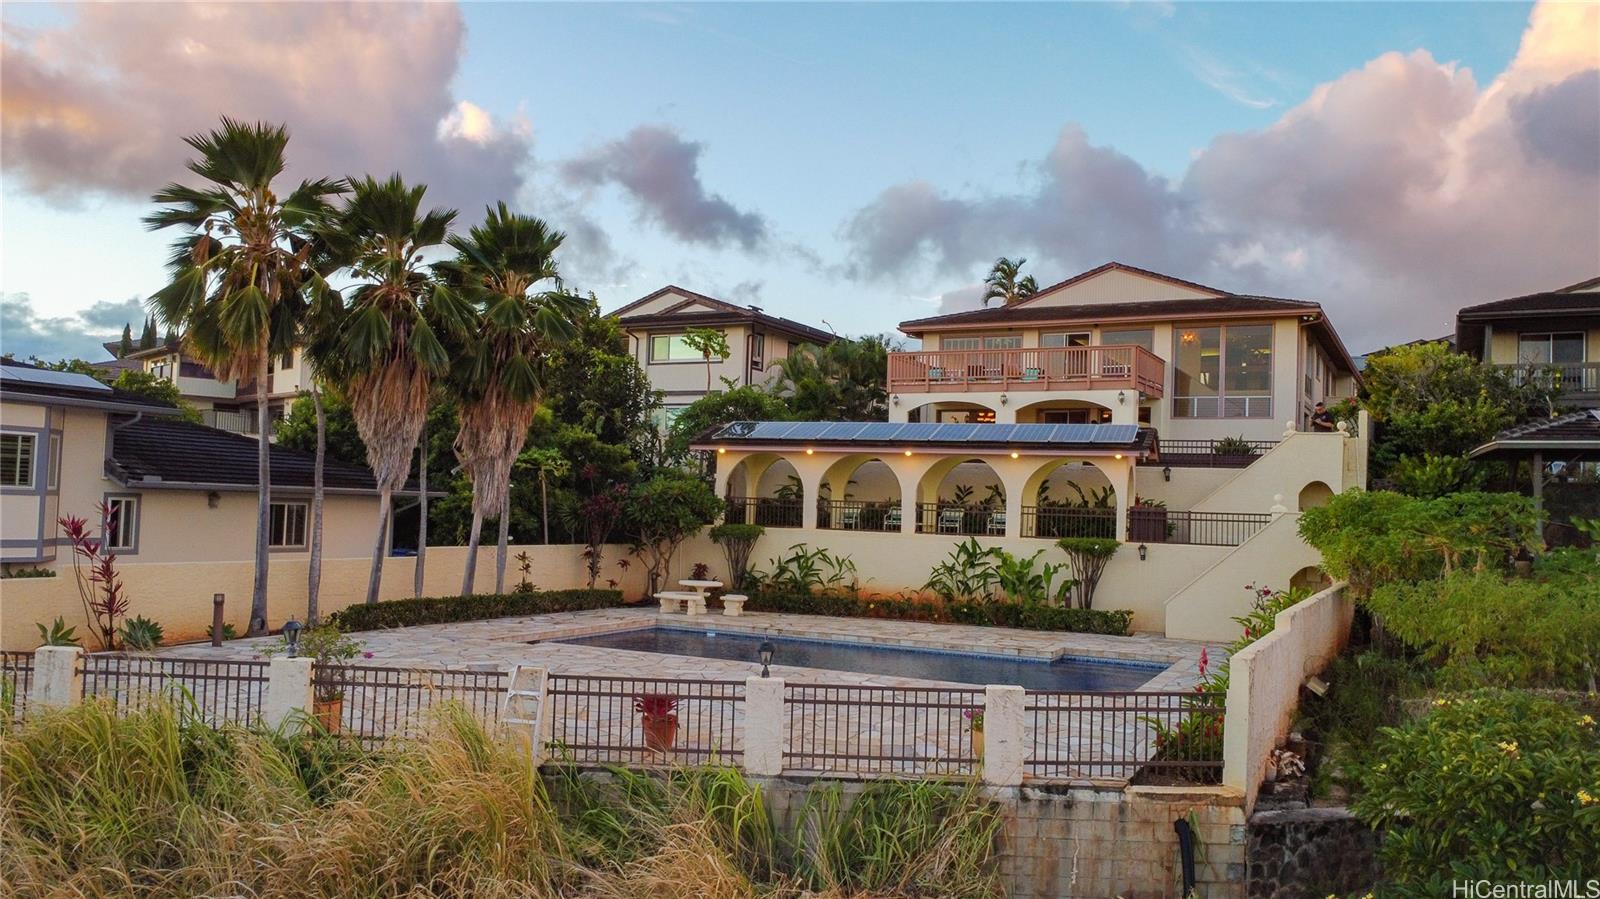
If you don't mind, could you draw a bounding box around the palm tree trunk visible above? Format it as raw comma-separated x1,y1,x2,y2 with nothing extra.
365,489,391,604
462,510,483,595
307,384,326,625
248,355,271,636
413,418,428,599
540,471,549,545
494,493,510,594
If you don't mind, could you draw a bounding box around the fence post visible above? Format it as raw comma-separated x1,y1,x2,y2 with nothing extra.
982,685,1025,787
264,657,314,729
31,646,82,709
211,594,225,647
743,675,785,777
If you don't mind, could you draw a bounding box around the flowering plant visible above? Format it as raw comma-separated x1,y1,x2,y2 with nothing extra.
60,507,128,651
634,694,679,718
963,708,984,731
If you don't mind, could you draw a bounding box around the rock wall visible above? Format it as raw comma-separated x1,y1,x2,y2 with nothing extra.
1246,807,1379,898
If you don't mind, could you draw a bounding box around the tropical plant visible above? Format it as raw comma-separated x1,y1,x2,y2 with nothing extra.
980,256,1038,307
443,203,586,594
1055,537,1119,610
144,116,346,634
118,615,165,652
681,326,730,393
59,508,129,651
35,617,79,647
1210,435,1255,457
205,622,238,642
325,174,465,605
664,384,790,464
770,335,894,421
924,537,1004,602
709,523,765,589
992,549,1074,606
559,475,629,589
627,471,722,595
753,544,857,593
520,446,570,545
265,623,368,702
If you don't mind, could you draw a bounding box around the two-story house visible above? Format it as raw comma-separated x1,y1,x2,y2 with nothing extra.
119,341,317,435
890,262,1359,441
1455,276,1600,409
609,286,835,425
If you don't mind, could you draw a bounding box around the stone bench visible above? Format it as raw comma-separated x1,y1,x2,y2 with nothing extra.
655,591,703,615
720,594,748,617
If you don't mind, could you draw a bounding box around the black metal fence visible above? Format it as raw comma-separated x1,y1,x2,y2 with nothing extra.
79,655,268,726
913,502,1005,536
816,498,901,531
1021,506,1117,539
724,496,804,528
545,674,744,765
1143,439,1277,468
311,664,506,747
1129,509,1271,546
784,683,983,776
1026,690,1224,781
2,650,34,720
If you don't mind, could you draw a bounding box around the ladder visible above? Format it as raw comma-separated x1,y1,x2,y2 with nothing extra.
501,665,548,764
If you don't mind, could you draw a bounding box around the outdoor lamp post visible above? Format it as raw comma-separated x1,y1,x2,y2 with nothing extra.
759,640,775,678
283,619,303,658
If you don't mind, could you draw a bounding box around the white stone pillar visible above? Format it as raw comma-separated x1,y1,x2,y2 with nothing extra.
264,656,314,729
31,646,82,709
742,675,785,776
982,684,1026,786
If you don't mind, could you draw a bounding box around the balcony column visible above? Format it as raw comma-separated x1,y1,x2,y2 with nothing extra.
790,454,832,531
1113,459,1132,542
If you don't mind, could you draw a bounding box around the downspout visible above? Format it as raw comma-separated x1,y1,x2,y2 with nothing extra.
1173,817,1198,897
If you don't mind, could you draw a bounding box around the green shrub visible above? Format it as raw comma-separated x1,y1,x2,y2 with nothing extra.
1366,570,1600,690
35,616,80,647
752,544,856,593
326,589,624,631
118,615,165,651
744,589,1132,636
1056,537,1119,609
924,537,1003,601
1351,690,1600,888
708,522,764,589
2,566,56,579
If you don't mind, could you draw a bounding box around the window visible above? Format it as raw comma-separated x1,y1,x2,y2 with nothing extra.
150,358,172,381
104,496,139,552
47,435,61,490
942,335,1019,351
269,502,308,549
1041,332,1091,348
0,433,35,488
1518,332,1585,365
649,333,700,362
749,333,765,371
1101,329,1154,352
1173,324,1273,418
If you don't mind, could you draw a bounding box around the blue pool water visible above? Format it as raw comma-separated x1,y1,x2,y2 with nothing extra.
545,627,1164,692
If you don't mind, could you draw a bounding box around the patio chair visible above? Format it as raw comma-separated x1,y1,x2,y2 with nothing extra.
882,507,902,530
987,511,1006,535
1020,367,1042,382
937,507,965,533
838,506,860,529
928,366,946,381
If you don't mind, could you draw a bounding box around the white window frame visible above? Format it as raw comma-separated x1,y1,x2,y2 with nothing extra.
47,434,61,490
1171,323,1275,419
1517,332,1586,365
1040,332,1091,348
269,501,309,549
0,432,37,489
103,495,140,553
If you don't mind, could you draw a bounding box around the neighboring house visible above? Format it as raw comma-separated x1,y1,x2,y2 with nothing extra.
117,341,317,436
892,262,1360,442
1455,276,1600,409
0,359,419,571
609,286,835,425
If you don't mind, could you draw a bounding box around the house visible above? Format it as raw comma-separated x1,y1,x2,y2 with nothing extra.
1455,276,1600,409
892,262,1360,441
117,341,317,435
0,358,417,571
609,286,835,425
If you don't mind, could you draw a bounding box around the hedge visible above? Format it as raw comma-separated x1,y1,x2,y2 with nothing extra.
326,589,625,631
745,590,1133,636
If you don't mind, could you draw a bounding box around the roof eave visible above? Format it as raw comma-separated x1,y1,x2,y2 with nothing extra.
2,391,182,416
897,304,1306,337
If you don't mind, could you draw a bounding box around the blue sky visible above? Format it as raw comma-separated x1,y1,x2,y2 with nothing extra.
2,1,1594,361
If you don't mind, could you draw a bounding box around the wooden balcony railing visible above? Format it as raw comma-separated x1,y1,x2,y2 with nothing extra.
888,345,1164,396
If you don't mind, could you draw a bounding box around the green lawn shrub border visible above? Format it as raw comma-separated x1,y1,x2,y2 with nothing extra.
327,589,625,631
745,590,1133,636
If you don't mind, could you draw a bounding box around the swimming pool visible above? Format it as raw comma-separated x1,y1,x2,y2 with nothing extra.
545,627,1164,692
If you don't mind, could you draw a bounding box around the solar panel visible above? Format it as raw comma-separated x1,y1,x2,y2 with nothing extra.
1010,424,1057,443
821,422,870,439
931,423,982,442
748,421,800,439
782,422,833,440
889,423,940,440
704,420,1142,450
0,365,111,392
1091,425,1139,444
1050,424,1094,444
969,424,1015,442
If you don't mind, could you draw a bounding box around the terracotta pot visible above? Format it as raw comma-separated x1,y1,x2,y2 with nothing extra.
641,712,679,753
313,696,343,733
971,728,985,761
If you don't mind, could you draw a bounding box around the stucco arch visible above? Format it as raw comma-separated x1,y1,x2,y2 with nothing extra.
1018,458,1124,539
1297,481,1334,510
914,457,1007,534
1290,565,1332,592
817,454,907,530
1013,398,1114,425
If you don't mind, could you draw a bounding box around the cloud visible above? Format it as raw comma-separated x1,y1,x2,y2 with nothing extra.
1177,45,1279,109
841,1,1600,347
1,3,530,217
0,294,143,362
562,125,768,250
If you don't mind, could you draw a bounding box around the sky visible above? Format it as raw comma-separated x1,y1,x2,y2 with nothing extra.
2,1,1596,363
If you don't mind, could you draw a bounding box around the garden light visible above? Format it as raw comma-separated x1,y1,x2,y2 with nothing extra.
283,619,303,657
1137,544,1147,561
759,640,775,677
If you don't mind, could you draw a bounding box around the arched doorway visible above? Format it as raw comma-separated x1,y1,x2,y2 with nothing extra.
1019,459,1118,539
1297,481,1334,510
915,458,1006,535
818,455,903,531
1015,398,1115,425
722,455,804,528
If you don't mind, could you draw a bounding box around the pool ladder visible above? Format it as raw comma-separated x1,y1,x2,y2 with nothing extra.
501,665,549,763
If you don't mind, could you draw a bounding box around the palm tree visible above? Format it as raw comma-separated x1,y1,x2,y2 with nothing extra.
145,117,345,635
296,276,351,625
331,174,466,605
523,447,570,544
443,202,586,594
982,257,1038,307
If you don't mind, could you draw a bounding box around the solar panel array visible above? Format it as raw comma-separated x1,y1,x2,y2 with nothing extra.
709,420,1139,446
0,365,111,392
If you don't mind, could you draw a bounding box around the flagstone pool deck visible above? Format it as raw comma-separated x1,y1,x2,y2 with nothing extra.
159,607,1214,692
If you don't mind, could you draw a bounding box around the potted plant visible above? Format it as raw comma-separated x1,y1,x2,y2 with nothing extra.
266,623,368,733
635,693,680,753
965,708,985,761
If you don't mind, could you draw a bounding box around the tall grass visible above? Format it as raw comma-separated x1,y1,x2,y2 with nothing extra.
2,700,1002,898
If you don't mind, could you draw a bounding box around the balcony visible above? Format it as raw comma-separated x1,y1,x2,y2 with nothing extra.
888,345,1164,396
201,409,275,437
1498,362,1600,406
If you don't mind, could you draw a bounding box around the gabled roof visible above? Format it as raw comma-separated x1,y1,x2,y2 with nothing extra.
899,295,1320,331
1457,281,1600,319
609,285,836,345
1469,410,1600,460
0,358,180,415
1020,261,1228,304
107,418,431,495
